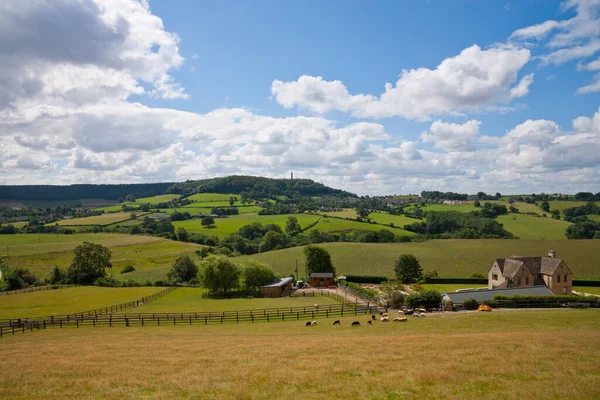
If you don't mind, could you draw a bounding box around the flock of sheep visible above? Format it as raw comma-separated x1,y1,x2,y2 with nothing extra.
305,309,427,327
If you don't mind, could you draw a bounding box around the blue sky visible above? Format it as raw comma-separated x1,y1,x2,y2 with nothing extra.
1,0,599,194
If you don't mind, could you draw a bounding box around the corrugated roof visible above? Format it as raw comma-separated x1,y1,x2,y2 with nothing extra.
443,286,553,304
310,272,334,278
261,277,294,288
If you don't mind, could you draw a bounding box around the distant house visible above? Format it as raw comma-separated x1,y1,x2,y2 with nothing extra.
488,250,573,295
310,272,334,288
260,277,294,298
443,286,554,305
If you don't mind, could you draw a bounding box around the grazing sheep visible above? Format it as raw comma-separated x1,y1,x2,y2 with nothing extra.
310,320,318,326
371,314,376,320
393,317,407,322
305,321,312,327
417,308,426,313
403,309,414,315
419,313,426,317
380,316,389,322
382,312,388,317
351,321,361,327
333,320,341,325
379,311,383,316
367,320,372,325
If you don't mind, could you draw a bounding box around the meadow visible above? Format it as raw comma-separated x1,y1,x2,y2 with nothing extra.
547,200,589,216
496,214,571,239
322,209,416,228
160,206,262,215
0,286,162,319
0,309,598,399
0,233,201,278
243,240,600,279
186,193,240,202
306,216,415,236
50,212,145,226
117,287,340,313
135,194,181,204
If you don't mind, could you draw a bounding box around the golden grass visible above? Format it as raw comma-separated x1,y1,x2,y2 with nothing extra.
0,310,599,399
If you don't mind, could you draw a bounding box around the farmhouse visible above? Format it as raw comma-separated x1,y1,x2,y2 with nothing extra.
488,250,573,295
310,272,334,288
259,277,294,297
443,286,554,305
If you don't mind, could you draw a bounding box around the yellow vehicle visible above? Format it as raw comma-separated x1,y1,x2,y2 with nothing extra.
478,304,493,312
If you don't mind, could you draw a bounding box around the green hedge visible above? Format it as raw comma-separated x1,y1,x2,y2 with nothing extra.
344,275,388,284
572,280,600,287
425,277,487,284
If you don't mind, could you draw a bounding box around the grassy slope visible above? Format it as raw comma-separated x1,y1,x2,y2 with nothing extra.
574,286,600,295
136,194,181,204
119,287,340,313
243,240,600,279
160,206,262,215
0,310,598,399
187,193,240,202
307,216,415,236
0,286,162,319
51,212,144,226
0,233,201,277
497,214,571,239
547,200,589,216
172,213,320,237
322,209,416,228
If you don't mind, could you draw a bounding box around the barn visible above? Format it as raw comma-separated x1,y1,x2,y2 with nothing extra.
310,272,334,288
259,277,294,298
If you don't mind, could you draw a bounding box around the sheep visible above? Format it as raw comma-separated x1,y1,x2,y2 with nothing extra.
382,312,388,317
380,316,389,322
332,320,341,326
371,314,376,320
310,320,318,326
417,308,426,313
393,317,407,322
351,321,361,327
367,320,372,325
305,321,312,327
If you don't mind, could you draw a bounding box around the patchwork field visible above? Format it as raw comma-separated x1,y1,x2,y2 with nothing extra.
0,234,201,278
496,214,571,239
243,240,600,279
161,206,262,215
0,310,598,399
321,209,416,228
306,216,415,236
50,212,145,226
118,287,340,314
136,194,181,204
0,286,162,319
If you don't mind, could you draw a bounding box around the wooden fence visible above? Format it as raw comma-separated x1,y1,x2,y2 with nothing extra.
337,284,382,304
0,284,75,296
0,300,375,338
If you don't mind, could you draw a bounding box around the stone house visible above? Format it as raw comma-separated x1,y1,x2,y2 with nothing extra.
488,250,572,295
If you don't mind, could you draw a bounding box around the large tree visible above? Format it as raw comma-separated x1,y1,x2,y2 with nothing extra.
304,245,335,275
67,242,112,284
241,260,278,292
198,255,240,294
167,255,198,283
201,216,215,228
285,216,302,236
394,254,423,284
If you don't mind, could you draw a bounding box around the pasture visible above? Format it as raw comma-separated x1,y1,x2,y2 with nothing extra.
547,200,589,216
0,233,201,278
119,287,340,313
187,193,240,202
136,194,181,204
161,206,262,215
496,214,571,239
306,216,415,236
420,283,488,293
50,212,144,226
321,209,416,228
0,310,598,399
244,240,600,279
0,286,162,319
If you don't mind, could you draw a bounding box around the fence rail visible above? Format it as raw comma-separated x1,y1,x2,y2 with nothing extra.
0,284,75,296
0,300,374,338
337,284,382,304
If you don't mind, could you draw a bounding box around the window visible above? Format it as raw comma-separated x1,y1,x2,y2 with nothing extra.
564,275,568,282
564,287,567,295
492,274,498,280
517,278,522,285
557,275,561,283
525,277,529,285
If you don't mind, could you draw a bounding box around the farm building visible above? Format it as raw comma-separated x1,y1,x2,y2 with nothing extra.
488,250,573,295
443,286,554,305
310,272,334,288
259,277,294,297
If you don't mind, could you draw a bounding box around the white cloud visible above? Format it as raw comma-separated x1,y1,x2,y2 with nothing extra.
509,73,535,98
511,20,563,40
272,45,531,121
421,120,481,152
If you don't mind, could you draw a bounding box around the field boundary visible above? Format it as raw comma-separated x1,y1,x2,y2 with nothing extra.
0,284,75,296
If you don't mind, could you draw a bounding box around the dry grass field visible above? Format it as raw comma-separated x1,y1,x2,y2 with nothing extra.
0,309,598,399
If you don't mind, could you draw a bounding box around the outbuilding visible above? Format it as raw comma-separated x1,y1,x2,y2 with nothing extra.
260,277,294,298
310,272,334,288
443,285,553,305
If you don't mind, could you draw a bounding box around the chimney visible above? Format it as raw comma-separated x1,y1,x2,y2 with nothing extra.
548,250,555,258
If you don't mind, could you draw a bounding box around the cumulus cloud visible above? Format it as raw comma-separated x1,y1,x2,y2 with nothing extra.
272,45,531,121
509,73,535,98
421,120,481,152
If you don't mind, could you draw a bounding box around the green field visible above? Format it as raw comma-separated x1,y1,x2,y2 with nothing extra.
589,215,600,222
1,310,599,399
574,286,600,295
136,194,181,204
422,203,479,213
161,206,262,215
187,193,240,202
50,212,145,226
547,201,589,216
420,283,488,293
496,214,571,239
243,240,600,279
322,209,416,228
1,221,29,229
173,213,321,237
0,234,201,278
119,287,340,313
307,216,415,236
0,286,162,319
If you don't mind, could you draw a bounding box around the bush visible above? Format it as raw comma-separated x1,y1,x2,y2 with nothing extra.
120,265,136,274
405,290,443,308
94,276,123,287
167,255,198,283
462,298,480,310
468,272,486,279
387,291,405,308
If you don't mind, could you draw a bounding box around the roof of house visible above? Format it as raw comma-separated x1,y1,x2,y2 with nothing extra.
261,277,294,288
493,256,565,279
310,272,334,278
443,286,554,304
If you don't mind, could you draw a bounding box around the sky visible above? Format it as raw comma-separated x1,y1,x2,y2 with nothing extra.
1,0,600,195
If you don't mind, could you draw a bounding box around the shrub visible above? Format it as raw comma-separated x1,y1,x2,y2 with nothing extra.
167,255,198,283
405,290,443,308
424,270,439,279
94,276,123,287
121,265,136,274
463,298,480,310
468,272,486,279
387,291,405,308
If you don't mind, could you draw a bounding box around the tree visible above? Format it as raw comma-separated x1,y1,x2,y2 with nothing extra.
394,254,423,283
197,255,240,293
304,245,335,275
201,216,215,228
141,203,150,212
473,200,481,207
258,231,288,252
67,242,112,284
125,194,136,202
229,197,235,207
495,192,502,199
167,255,198,283
541,201,550,212
176,227,189,242
566,221,600,239
356,206,370,219
285,216,302,236
551,210,561,219
241,260,278,292
49,265,64,284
